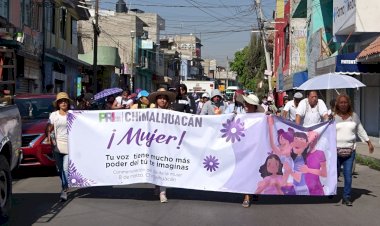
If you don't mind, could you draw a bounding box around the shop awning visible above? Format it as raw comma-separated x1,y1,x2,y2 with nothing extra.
357,36,380,63
293,70,308,88
336,52,380,74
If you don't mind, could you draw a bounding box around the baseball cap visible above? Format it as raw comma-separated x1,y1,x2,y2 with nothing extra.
202,92,210,98
137,90,149,99
294,92,303,99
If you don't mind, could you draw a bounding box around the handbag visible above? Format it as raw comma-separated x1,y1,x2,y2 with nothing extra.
337,147,354,158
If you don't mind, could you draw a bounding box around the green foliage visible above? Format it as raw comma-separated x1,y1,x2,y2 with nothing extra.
229,34,267,94
229,47,249,83
356,154,380,171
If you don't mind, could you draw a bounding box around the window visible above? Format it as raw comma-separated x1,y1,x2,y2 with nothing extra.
31,3,40,31
0,0,9,19
46,4,56,33
71,19,77,45
60,7,67,39
51,5,56,34
21,0,31,26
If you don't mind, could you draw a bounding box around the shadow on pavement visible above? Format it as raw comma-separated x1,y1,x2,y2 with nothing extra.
12,166,57,180
67,186,376,205
6,186,376,225
9,193,71,226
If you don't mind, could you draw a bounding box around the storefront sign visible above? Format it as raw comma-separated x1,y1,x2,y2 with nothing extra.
141,40,153,49
333,0,356,34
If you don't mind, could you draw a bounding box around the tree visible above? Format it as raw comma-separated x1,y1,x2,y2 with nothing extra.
229,33,267,96
229,47,249,87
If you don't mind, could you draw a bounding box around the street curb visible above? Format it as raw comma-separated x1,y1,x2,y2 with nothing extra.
356,153,380,171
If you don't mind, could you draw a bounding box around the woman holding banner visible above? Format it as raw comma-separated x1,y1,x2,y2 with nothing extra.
240,94,265,208
148,88,176,203
200,89,227,115
46,92,71,201
334,94,374,206
131,90,150,109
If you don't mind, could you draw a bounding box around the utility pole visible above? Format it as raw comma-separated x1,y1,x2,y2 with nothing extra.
255,0,273,94
130,30,135,92
226,56,229,87
93,0,99,93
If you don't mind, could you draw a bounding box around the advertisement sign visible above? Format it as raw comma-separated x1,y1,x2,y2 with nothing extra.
141,40,153,49
333,0,356,34
76,76,82,95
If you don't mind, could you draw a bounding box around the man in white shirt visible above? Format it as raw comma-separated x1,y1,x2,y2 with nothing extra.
282,92,303,121
295,90,329,127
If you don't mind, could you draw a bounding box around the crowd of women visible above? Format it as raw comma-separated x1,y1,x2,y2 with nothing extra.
46,85,374,208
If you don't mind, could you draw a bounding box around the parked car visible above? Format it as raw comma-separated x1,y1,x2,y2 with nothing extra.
0,96,22,223
14,94,56,167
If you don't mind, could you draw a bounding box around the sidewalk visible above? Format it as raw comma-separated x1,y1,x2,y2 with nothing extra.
355,136,380,166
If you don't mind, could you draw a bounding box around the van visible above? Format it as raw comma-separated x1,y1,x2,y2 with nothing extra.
225,86,239,99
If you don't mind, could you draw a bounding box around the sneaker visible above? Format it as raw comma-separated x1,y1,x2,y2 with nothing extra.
60,190,68,201
342,198,353,206
242,200,250,208
159,192,168,203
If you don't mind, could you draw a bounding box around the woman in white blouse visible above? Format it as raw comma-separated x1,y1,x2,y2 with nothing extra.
334,94,374,206
47,92,71,201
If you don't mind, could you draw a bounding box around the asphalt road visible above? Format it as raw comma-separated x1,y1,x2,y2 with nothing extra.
7,164,380,226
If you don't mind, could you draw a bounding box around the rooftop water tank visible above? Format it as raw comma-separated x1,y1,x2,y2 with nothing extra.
116,0,128,13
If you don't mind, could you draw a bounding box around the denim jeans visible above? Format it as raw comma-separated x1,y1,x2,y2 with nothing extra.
53,151,69,190
337,150,356,199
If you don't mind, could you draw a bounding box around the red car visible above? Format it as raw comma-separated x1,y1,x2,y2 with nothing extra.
14,94,56,167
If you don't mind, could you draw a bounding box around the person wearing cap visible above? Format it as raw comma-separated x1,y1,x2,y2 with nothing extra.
147,88,176,203
277,95,288,114
200,89,227,115
131,90,150,109
295,90,329,127
225,89,246,114
240,94,265,208
46,92,72,201
112,90,133,110
171,84,195,113
262,96,278,114
282,92,303,122
196,92,210,114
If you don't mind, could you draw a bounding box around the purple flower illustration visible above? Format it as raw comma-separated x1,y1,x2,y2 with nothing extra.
68,160,96,187
67,111,83,134
220,118,245,143
203,155,220,172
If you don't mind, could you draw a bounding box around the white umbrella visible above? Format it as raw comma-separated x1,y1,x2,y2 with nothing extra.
297,73,366,90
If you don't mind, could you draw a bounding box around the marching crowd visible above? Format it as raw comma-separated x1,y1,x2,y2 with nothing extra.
46,85,374,207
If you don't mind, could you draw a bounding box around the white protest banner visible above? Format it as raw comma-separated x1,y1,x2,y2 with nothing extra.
67,110,337,196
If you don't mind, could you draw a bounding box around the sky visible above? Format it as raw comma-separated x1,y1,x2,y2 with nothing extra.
100,0,276,66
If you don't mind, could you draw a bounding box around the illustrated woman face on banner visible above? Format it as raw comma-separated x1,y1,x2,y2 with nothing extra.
267,157,281,175
307,131,319,150
291,132,308,154
259,154,283,177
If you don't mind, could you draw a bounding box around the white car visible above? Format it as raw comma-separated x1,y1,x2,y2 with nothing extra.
0,104,22,223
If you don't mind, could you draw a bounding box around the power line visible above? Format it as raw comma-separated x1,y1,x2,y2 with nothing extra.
184,0,238,27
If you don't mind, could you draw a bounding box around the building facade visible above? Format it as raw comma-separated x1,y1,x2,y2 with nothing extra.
0,0,89,97
78,1,165,93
